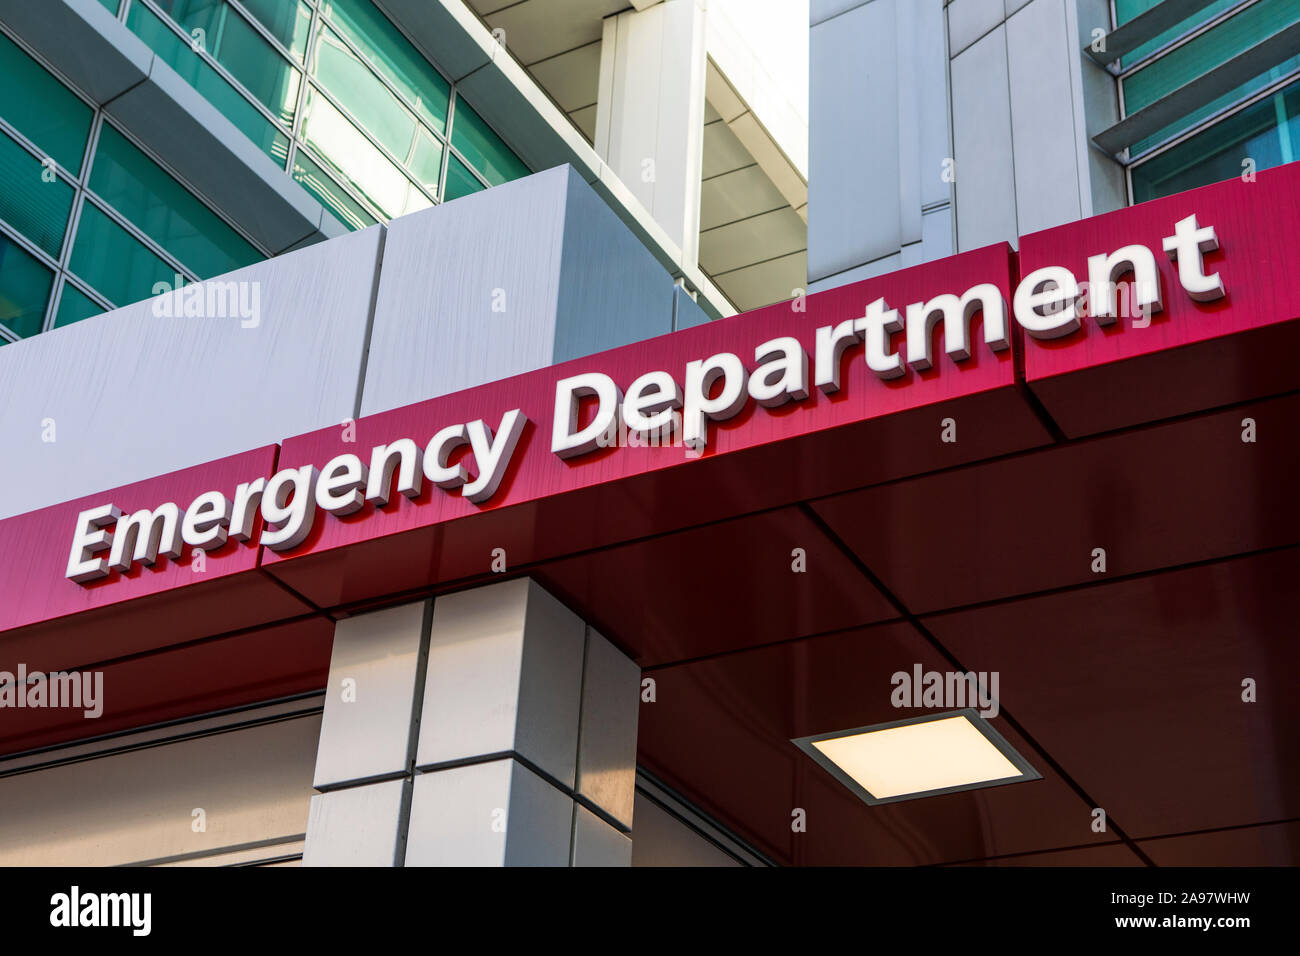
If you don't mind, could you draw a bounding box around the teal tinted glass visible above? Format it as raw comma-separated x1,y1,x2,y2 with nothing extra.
299,87,431,219
0,234,53,337
99,0,120,12
408,128,443,192
241,0,312,62
69,202,181,307
313,26,419,160
1132,80,1300,201
450,100,528,187
54,281,106,328
127,2,290,165
443,153,484,201
0,31,93,174
90,124,262,278
320,0,449,134
152,0,301,125
0,129,74,257
292,148,377,231
1115,0,1160,24
1118,0,1238,65
1133,56,1300,153
1122,0,1300,112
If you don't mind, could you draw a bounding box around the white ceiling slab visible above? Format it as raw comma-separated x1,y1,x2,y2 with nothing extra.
481,0,626,66
702,119,754,179
528,40,601,111
699,205,807,276
701,163,787,230
569,104,597,143
714,249,807,312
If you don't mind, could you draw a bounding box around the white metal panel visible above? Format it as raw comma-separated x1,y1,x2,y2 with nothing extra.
360,169,566,416
811,0,869,26
1006,0,1083,236
0,226,383,519
575,628,641,831
807,0,902,281
948,0,1007,56
302,779,407,867
572,804,633,866
312,601,429,790
552,169,678,363
594,0,707,263
950,27,1019,251
416,579,585,789
405,758,573,866
361,167,673,417
922,204,956,262
897,0,923,247
918,0,956,210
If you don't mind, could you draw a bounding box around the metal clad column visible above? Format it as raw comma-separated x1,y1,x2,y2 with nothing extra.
302,580,640,866
595,0,709,268
302,601,431,867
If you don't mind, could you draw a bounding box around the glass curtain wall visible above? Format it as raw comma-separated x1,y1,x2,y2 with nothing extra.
1,0,530,342
1116,0,1300,201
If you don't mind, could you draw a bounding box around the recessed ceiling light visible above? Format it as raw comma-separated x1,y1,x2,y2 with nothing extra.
792,709,1041,805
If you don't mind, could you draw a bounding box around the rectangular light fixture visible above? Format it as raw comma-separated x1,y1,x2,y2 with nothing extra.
792,709,1041,805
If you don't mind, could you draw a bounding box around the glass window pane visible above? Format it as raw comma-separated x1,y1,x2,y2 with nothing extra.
99,0,120,13
320,0,449,134
54,281,106,328
240,0,312,62
0,31,93,174
450,99,528,187
0,129,74,257
1118,0,1238,65
90,124,263,278
299,87,430,219
152,0,301,125
292,148,377,231
1132,80,1300,202
313,26,417,161
1115,0,1160,25
127,2,290,165
442,154,484,201
0,233,53,337
1133,56,1300,153
408,127,443,193
69,201,180,308
1122,0,1300,113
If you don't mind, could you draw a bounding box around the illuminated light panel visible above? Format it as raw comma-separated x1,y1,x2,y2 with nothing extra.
792,710,1041,805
